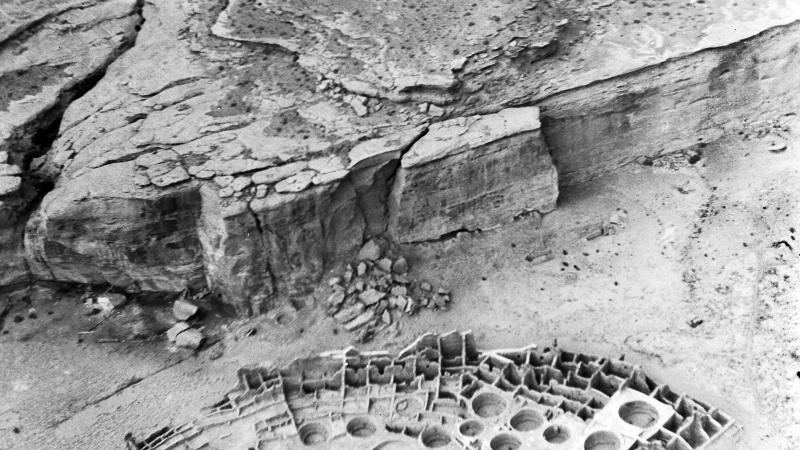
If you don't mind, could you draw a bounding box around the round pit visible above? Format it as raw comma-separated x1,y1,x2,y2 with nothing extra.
490,433,522,450
346,417,377,437
618,401,659,428
471,392,507,418
298,422,328,446
543,425,570,443
420,426,451,448
459,419,484,437
584,430,621,450
510,409,544,431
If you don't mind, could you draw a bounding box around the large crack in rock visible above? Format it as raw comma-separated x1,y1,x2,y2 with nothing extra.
0,0,143,289
6,0,800,318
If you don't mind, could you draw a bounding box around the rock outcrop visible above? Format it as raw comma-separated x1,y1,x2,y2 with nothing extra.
0,0,142,287
389,107,557,242
4,0,800,316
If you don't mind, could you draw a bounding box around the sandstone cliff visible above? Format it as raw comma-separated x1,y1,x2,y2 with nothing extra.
3,0,800,315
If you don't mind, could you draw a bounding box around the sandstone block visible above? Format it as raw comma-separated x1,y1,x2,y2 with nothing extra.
172,300,198,321
388,107,558,242
175,328,204,349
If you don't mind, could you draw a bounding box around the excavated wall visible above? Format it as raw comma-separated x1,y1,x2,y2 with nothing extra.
3,0,800,316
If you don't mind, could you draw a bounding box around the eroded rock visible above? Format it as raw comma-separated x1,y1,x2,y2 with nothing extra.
389,107,558,242
6,0,800,319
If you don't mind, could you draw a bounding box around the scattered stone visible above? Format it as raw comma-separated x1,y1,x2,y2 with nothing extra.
275,170,315,193
375,299,389,316
334,303,364,323
195,169,216,179
324,244,452,338
376,258,392,273
389,295,408,310
0,176,21,196
394,274,411,284
450,56,468,71
343,264,354,283
97,293,127,311
167,322,191,342
358,239,383,261
390,285,407,297
27,308,38,319
326,290,346,307
251,161,308,185
308,155,345,173
525,249,552,264
428,104,445,117
134,175,151,186
173,300,199,321
768,141,787,153
151,167,190,187
392,257,408,274
609,209,628,226
231,176,252,192
433,294,448,309
207,344,224,360
0,164,22,176
312,170,348,185
344,310,375,331
175,328,204,349
358,288,385,306
214,175,234,187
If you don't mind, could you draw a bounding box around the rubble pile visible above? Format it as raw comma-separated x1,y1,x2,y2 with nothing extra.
324,239,451,341
166,299,204,350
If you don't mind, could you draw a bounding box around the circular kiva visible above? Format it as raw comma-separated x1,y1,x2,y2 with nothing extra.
419,426,451,448
489,432,522,450
509,408,544,432
471,392,507,418
583,430,622,450
297,422,328,446
346,417,376,438
459,419,484,437
543,425,570,444
618,400,660,428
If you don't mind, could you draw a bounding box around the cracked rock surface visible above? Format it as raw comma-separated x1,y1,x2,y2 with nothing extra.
0,0,141,288
4,0,800,316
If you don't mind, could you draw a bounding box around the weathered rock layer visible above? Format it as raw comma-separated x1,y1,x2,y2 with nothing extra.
4,0,800,316
0,0,142,288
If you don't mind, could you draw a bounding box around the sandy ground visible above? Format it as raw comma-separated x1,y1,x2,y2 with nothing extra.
2,116,799,449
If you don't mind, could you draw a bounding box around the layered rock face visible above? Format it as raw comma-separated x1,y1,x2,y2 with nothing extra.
5,0,800,315
389,107,557,242
540,22,800,186
0,0,141,287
